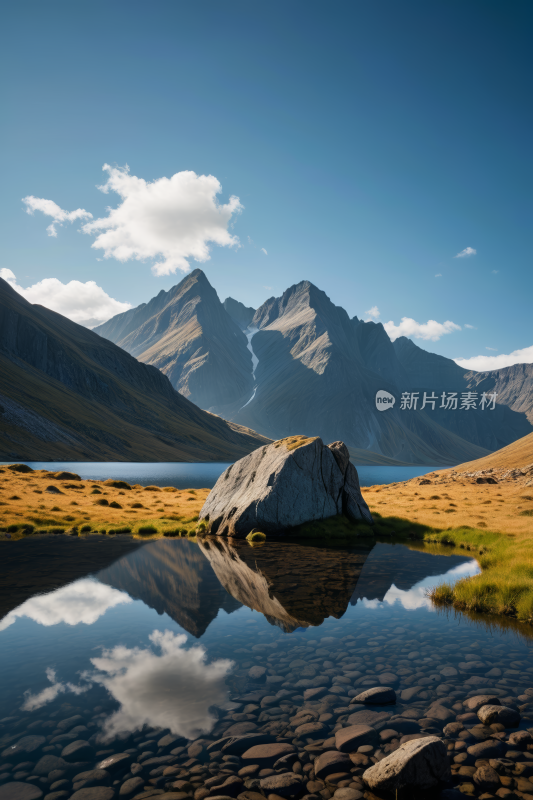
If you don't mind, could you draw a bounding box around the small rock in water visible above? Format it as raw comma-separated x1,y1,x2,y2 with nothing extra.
351,687,396,705
61,740,95,763
259,773,303,797
464,695,501,712
241,744,296,768
247,667,266,683
70,789,116,800
0,784,44,800
335,725,379,752
96,754,132,773
362,735,450,792
477,704,521,727
1,737,46,762
314,752,352,781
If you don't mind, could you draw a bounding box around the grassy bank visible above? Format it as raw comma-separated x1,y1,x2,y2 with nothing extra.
362,470,533,624
425,527,533,623
294,510,533,624
0,464,209,541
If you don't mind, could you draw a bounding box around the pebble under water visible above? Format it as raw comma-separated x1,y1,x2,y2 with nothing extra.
1,537,533,800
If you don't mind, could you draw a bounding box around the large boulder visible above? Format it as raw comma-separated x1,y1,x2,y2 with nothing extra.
362,735,450,793
199,436,372,537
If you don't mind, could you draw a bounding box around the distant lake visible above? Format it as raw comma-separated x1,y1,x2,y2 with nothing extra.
4,461,444,488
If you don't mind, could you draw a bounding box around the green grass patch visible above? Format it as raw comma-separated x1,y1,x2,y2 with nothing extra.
246,530,266,542
423,525,533,623
137,524,158,536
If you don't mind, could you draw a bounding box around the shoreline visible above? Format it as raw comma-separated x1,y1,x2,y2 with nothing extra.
2,461,533,628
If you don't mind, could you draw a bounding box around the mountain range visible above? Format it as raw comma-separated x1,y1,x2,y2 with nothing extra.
0,277,268,461
95,269,533,465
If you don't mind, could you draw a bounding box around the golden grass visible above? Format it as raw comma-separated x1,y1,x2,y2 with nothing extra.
364,473,533,536
363,469,533,624
446,430,533,472
0,465,209,541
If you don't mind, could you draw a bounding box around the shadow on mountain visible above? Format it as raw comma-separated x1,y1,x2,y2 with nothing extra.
198,537,374,632
350,541,472,603
97,538,242,637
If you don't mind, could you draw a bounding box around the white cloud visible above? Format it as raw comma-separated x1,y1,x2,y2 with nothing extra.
23,195,92,237
81,164,243,276
464,324,476,329
1,268,132,328
88,630,234,741
454,247,477,258
22,668,90,711
365,305,380,320
261,248,268,255
455,344,533,372
486,347,498,351
492,269,499,274
0,578,132,632
384,317,461,342
435,273,442,277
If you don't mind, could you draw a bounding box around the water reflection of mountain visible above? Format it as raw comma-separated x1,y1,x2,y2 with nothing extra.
97,539,242,637
350,542,472,603
198,538,374,632
0,535,143,622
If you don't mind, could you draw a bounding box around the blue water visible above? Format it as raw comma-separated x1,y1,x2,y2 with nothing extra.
3,462,444,488
2,535,533,800
0,538,481,723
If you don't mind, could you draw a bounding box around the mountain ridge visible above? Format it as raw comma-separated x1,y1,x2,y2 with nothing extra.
0,277,269,461
93,270,533,465
95,269,253,413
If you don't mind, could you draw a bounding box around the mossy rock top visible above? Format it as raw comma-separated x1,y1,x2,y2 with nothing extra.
275,435,320,452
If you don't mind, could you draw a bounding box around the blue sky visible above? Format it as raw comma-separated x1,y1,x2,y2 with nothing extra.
1,0,531,370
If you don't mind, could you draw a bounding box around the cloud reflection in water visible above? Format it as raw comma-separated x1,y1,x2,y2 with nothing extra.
88,630,234,741
22,667,90,711
0,578,132,631
360,559,480,611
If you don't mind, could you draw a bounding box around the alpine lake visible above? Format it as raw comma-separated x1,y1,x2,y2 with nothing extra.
1,465,533,800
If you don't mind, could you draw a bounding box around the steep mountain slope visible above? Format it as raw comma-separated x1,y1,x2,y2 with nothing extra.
464,363,533,425
393,337,532,451
223,297,255,330
229,281,492,465
0,278,269,461
95,269,253,411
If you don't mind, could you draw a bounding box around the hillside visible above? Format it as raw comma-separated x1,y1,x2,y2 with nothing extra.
451,431,533,473
0,278,269,461
95,269,253,412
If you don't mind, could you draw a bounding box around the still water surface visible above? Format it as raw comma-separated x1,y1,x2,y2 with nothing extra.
4,462,443,488
1,535,533,800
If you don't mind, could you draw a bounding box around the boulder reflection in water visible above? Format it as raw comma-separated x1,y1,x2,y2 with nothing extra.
198,538,374,632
